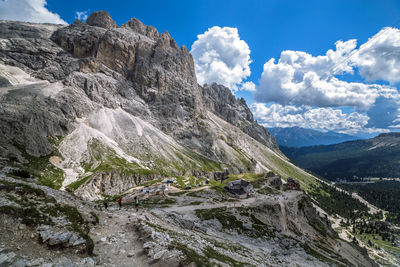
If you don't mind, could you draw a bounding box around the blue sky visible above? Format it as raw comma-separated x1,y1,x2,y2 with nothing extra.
46,0,399,84
1,0,400,136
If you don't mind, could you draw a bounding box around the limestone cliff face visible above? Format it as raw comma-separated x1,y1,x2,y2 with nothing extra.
51,12,204,140
201,83,278,150
0,11,280,195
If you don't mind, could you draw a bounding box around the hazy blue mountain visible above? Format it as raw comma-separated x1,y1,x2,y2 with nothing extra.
281,132,400,180
267,126,360,147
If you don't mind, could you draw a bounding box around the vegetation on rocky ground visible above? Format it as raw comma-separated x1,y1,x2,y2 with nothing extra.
0,179,94,255
308,182,369,219
280,134,400,181
168,241,248,267
67,175,93,191
339,180,400,225
195,207,274,238
140,197,176,208
9,144,65,190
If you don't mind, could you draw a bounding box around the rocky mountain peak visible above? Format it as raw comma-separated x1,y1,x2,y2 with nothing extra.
86,10,117,29
201,83,278,149
0,12,278,187
202,83,253,123
121,17,159,39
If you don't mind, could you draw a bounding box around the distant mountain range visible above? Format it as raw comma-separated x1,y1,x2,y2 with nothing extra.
267,126,360,147
281,132,400,181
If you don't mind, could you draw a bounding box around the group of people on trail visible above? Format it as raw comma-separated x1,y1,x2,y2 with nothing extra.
103,196,140,212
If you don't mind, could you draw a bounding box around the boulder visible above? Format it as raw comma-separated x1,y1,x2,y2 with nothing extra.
0,252,16,266
153,249,167,260
48,231,73,246
86,11,117,29
267,175,282,188
54,257,76,267
13,259,29,267
243,223,253,231
202,219,222,231
38,226,85,248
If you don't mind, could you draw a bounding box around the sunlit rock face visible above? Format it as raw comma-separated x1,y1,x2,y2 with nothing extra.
0,11,279,196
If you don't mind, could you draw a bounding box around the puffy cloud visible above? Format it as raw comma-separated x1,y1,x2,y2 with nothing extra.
0,0,67,24
75,11,88,22
254,40,399,110
353,27,400,83
241,81,256,91
252,27,400,133
250,103,385,134
191,26,252,91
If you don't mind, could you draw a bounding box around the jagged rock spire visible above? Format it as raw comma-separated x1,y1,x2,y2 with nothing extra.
86,11,117,29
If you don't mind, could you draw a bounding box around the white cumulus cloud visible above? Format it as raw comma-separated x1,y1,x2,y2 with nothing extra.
190,26,253,91
75,11,88,22
352,27,400,83
0,0,67,24
241,81,256,91
253,27,400,133
255,40,400,110
250,103,386,135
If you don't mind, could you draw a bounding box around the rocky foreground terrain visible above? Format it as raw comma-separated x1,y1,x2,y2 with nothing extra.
0,173,376,266
0,10,385,266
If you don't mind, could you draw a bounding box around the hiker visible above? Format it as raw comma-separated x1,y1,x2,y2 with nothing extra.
118,197,122,210
161,184,166,196
134,196,140,212
103,200,108,210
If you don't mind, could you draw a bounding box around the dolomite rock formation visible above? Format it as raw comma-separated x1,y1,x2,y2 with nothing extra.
0,12,380,267
0,11,280,195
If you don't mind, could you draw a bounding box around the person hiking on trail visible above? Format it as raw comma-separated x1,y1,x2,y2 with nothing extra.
103,200,108,210
134,196,140,212
118,197,122,210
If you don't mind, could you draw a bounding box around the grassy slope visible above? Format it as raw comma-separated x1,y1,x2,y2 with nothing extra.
11,141,65,190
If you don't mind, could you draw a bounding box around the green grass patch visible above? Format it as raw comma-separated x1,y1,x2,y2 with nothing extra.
302,243,346,266
356,232,400,254
209,173,266,191
173,176,205,189
85,139,159,177
257,186,280,195
140,197,176,208
267,153,320,192
169,242,209,266
195,207,243,230
11,143,65,189
203,246,247,267
169,242,248,267
67,175,92,191
47,135,64,147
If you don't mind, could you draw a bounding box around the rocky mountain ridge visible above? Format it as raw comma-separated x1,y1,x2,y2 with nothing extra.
202,83,278,149
269,126,359,147
0,11,280,197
